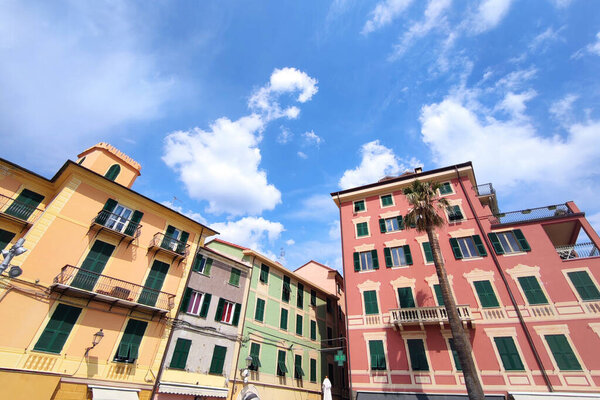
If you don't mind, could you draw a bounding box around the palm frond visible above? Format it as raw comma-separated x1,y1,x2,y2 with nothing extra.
403,180,449,232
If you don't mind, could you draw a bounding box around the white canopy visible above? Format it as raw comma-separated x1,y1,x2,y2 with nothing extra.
159,382,228,398
90,386,139,400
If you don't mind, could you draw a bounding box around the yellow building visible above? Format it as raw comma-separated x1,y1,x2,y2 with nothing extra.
0,143,216,400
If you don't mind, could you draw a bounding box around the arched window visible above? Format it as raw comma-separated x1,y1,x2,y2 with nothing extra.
78,156,86,165
104,164,121,181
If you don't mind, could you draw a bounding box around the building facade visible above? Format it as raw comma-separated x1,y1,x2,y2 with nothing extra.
0,143,216,400
331,162,600,400
206,239,344,400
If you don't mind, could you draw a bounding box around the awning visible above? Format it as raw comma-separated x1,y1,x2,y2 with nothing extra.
90,386,140,400
357,393,504,400
511,393,600,400
159,382,228,398
0,371,60,400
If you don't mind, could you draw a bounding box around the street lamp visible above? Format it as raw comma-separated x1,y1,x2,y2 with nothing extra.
85,329,104,356
0,238,27,278
241,355,253,384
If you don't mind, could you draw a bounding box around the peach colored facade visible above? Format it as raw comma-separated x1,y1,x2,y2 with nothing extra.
0,144,216,400
332,162,600,400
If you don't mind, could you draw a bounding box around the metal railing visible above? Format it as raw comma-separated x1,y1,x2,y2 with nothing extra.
53,265,175,310
389,305,471,326
0,193,43,223
555,242,600,260
489,203,574,225
149,232,190,257
92,210,142,238
474,183,495,197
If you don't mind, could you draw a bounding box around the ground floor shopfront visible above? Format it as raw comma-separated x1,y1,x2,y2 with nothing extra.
355,392,600,400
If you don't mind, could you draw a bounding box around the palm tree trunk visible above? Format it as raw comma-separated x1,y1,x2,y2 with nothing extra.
427,228,485,400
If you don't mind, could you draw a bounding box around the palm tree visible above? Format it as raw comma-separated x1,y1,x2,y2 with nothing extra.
404,180,485,400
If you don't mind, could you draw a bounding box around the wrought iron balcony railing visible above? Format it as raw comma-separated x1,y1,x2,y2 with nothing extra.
488,203,575,226
556,242,600,260
53,265,175,311
149,232,190,257
474,183,495,197
92,209,142,238
389,305,472,328
0,193,43,224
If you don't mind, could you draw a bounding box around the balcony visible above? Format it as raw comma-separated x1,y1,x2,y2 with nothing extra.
0,193,43,226
389,305,472,330
51,265,175,312
148,232,190,262
90,209,142,245
488,203,580,226
474,183,499,214
556,242,600,260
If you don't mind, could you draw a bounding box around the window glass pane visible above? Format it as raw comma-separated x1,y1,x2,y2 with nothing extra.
360,251,373,271
458,237,477,258
498,232,520,253
385,218,399,232
390,247,407,266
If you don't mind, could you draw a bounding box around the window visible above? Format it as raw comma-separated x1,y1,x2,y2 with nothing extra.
280,308,288,330
4,188,44,221
105,204,133,233
488,229,531,254
439,182,453,195
310,289,317,306
310,358,317,382
328,363,335,385
181,289,212,318
353,250,379,272
448,339,462,371
294,354,304,379
297,283,304,309
518,276,548,305
397,287,416,308
363,290,379,315
78,156,86,165
449,236,487,259
277,350,287,376
379,216,403,233
94,199,143,237
282,275,291,302
384,245,413,267
209,345,227,374
326,298,332,313
114,319,147,363
169,338,191,369
327,326,333,341
433,284,445,306
259,264,269,283
369,340,386,370
422,242,434,263
191,254,212,275
255,298,266,322
474,280,500,308
310,320,317,340
545,334,581,371
354,200,366,212
229,268,241,286
33,304,82,353
0,229,15,251
139,260,170,307
249,342,261,371
447,205,464,222
296,314,303,336
381,194,394,207
356,222,369,237
72,240,115,291
215,299,241,326
407,339,429,371
567,271,600,301
161,225,189,254
104,164,121,181
494,337,524,371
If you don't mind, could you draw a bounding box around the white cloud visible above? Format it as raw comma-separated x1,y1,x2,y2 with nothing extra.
495,90,537,119
549,94,578,122
161,200,207,225
362,0,414,35
572,32,600,59
287,194,339,221
286,239,295,246
468,0,513,34
328,220,341,240
277,126,294,144
494,67,538,90
210,217,284,254
303,130,323,147
529,26,564,52
297,151,308,159
339,140,422,189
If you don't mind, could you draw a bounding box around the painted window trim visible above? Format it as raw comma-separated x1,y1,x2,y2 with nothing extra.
353,199,367,213
562,267,600,302
379,194,395,208
445,204,466,223
438,181,455,196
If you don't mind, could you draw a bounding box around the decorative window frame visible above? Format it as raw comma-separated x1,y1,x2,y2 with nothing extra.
358,280,381,316
561,267,600,303
415,234,440,265
352,216,371,239
448,228,484,261
353,244,376,273
363,331,389,372
463,269,503,309
533,325,587,373
489,228,528,256
379,194,395,208
506,264,552,306
444,199,466,223
438,181,455,197
390,276,417,308
383,238,412,269
484,327,529,372
353,200,367,214
425,273,455,305
401,331,432,373
588,323,600,340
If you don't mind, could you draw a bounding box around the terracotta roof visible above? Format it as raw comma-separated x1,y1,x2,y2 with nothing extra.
295,260,335,272
206,238,248,250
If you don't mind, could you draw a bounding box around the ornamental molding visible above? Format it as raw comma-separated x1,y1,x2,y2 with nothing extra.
357,280,381,292
448,228,475,238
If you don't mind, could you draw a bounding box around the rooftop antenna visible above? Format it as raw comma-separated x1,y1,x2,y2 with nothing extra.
279,247,285,262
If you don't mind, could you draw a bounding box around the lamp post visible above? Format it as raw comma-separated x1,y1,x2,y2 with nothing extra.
0,238,27,278
85,329,104,356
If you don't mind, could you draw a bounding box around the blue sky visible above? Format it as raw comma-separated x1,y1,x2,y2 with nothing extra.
2,0,600,272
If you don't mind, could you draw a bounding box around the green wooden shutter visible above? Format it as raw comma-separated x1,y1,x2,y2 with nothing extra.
282,276,291,302
310,358,317,382
568,271,600,300
353,252,360,272
363,290,379,314
34,304,82,353
381,195,393,206
259,264,269,283
280,308,288,330
72,240,115,290
255,298,265,322
161,225,176,248
384,248,392,268
294,354,304,378
369,340,386,370
277,350,287,375
215,298,225,322
5,189,44,221
232,303,241,326
371,250,379,270
449,238,463,259
397,215,404,230
208,345,227,374
545,334,581,371
518,276,548,304
105,164,121,181
423,242,434,263
296,314,303,336
204,258,213,275
472,235,487,257
379,219,386,233
138,260,170,306
310,290,316,306
513,229,531,252
199,293,212,318
310,320,316,340
115,319,147,362
397,287,415,308
169,338,192,369
494,337,524,371
0,229,16,251
487,233,505,255
191,254,204,272
95,198,117,225
124,210,143,236
474,280,500,308
180,288,193,312
403,245,413,265
249,342,261,370
297,283,304,309
448,339,462,371
433,284,444,306
407,339,429,371
176,231,189,254
229,268,241,286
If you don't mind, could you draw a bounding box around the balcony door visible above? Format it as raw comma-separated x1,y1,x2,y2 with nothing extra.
138,260,170,307
4,189,44,221
72,240,115,291
105,204,133,233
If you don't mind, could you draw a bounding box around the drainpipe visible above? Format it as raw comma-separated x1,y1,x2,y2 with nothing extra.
150,227,204,399
337,193,353,400
455,168,554,393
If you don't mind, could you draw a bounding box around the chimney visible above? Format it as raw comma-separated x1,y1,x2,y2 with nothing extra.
414,167,423,174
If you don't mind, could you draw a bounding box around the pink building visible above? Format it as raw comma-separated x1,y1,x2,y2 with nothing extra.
331,162,600,400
